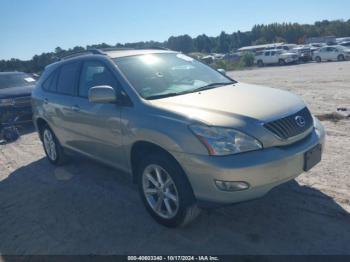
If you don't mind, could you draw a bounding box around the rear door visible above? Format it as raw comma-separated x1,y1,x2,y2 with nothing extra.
264,51,272,64
318,48,327,61
41,61,81,147
71,60,126,169
270,51,278,63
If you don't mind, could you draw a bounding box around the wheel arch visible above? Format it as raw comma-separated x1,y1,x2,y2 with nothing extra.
36,117,49,140
130,141,189,185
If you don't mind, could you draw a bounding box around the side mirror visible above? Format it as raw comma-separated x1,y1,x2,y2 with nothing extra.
217,68,226,75
88,85,117,104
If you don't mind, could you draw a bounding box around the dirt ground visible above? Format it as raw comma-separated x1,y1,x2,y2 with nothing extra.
0,62,349,255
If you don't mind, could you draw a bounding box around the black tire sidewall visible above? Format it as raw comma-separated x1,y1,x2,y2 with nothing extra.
338,55,345,61
137,153,196,227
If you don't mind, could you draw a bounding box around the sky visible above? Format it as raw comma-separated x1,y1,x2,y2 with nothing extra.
1,0,349,60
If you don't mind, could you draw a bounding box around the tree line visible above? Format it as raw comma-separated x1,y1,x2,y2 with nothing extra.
1,19,349,73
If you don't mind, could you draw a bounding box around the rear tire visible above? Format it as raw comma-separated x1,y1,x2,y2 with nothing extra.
40,125,67,165
338,54,345,61
315,56,321,63
137,153,201,227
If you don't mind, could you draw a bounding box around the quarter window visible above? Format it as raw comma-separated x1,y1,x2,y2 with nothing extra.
42,70,58,92
57,62,80,95
79,61,118,97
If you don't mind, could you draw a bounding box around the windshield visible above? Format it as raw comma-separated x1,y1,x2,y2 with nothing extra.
113,53,235,99
0,73,36,89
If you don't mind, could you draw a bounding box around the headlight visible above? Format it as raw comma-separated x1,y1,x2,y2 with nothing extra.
0,98,14,107
189,125,262,156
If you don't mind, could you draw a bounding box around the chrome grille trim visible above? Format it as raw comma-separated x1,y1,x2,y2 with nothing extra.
264,107,313,140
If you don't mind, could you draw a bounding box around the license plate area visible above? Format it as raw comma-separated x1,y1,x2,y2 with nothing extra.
304,144,322,171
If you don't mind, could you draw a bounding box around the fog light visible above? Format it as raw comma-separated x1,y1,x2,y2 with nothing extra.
215,180,250,192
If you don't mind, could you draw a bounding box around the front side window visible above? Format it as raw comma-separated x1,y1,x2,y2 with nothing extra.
113,53,234,99
57,62,80,95
0,73,36,89
79,61,118,97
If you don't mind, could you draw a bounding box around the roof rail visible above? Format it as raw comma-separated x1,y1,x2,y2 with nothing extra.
99,47,136,52
145,46,169,50
60,49,105,60
100,46,169,52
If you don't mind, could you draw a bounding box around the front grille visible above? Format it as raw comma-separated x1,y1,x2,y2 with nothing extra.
264,107,313,140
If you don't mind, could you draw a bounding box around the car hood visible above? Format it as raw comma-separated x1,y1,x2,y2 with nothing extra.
149,83,306,127
0,85,34,99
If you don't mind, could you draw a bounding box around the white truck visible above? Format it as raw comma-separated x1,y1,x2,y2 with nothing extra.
255,49,299,67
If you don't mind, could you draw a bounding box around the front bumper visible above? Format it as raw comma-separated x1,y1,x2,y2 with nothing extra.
173,125,325,206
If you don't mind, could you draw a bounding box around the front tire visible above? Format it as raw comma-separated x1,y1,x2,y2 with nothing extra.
338,54,345,61
279,59,286,66
315,56,321,63
41,126,66,165
137,153,201,227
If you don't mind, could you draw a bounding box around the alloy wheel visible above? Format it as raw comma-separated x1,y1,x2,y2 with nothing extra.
142,164,179,219
43,129,57,161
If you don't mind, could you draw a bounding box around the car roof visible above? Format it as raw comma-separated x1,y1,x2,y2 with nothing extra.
45,48,178,70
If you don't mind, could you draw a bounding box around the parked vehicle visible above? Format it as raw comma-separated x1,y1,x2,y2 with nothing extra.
292,46,313,62
32,49,325,227
223,53,240,63
0,72,36,126
340,41,350,47
313,45,350,62
255,49,299,66
200,55,215,64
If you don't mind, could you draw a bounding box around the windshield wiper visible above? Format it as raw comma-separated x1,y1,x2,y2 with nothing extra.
191,82,234,93
146,81,235,100
146,93,181,100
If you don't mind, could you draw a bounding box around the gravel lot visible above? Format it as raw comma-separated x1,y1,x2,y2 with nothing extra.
0,62,349,255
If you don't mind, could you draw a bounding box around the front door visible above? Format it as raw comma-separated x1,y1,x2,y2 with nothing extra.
70,60,126,170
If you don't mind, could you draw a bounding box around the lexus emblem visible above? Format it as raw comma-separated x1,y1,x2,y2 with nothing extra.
295,116,306,127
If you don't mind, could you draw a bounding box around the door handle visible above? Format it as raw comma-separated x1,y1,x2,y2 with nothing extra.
71,105,80,112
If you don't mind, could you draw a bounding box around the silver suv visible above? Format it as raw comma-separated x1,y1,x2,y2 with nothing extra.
32,48,325,227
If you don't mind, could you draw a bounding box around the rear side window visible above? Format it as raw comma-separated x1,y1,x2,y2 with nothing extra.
42,70,58,92
79,61,119,97
57,62,80,95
